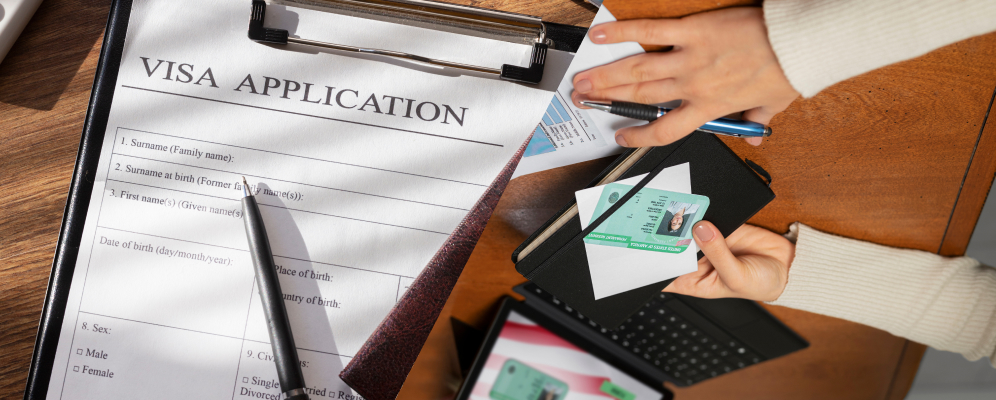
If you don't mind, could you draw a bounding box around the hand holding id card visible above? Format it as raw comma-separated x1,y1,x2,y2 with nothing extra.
576,163,706,299
584,184,709,254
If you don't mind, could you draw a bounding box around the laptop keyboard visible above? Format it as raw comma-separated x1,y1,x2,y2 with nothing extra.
529,286,764,386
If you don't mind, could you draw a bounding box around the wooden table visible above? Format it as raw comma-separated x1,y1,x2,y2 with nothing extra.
2,1,994,399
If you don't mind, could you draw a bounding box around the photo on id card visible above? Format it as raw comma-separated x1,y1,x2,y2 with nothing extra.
583,182,710,254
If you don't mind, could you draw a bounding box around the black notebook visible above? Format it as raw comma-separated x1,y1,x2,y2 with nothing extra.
512,132,775,328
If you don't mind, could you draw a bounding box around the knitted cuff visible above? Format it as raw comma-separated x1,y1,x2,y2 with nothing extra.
771,223,996,364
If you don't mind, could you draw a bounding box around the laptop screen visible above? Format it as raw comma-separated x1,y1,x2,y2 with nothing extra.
465,309,664,400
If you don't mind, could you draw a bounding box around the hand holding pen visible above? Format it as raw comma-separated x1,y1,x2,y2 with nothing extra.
570,8,800,148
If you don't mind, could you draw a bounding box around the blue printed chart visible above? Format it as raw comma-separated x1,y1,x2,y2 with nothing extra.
523,93,607,157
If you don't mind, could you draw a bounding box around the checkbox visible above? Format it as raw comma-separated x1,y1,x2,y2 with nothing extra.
76,349,83,355
73,366,79,372
242,377,249,383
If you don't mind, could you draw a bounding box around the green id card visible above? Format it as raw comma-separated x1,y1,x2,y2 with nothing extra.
490,359,569,400
583,183,709,254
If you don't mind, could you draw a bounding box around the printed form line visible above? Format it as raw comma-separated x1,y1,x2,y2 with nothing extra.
78,311,352,358
96,226,416,279
105,177,454,235
119,127,490,187
110,152,471,211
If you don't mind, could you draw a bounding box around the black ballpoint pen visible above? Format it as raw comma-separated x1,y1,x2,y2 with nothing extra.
241,177,311,400
581,100,772,138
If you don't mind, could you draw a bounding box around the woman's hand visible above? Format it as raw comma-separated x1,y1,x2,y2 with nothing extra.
571,7,799,148
664,221,793,302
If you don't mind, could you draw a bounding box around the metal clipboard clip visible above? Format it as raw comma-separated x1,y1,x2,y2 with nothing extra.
248,0,550,84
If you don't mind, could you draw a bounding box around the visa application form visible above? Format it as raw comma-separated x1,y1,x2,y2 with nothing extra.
45,0,559,398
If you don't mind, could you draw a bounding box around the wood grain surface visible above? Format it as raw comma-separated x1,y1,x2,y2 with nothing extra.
1,0,110,396
2,1,994,400
939,89,996,256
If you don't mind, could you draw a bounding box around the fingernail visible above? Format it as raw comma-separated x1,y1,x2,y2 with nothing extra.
575,79,592,94
572,93,590,108
746,137,763,146
590,29,607,43
694,224,715,242
614,133,628,147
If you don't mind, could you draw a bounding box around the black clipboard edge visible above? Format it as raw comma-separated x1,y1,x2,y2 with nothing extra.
23,1,133,398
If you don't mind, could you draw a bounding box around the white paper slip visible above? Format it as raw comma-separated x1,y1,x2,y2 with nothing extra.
576,163,700,299
43,0,560,399
512,7,647,178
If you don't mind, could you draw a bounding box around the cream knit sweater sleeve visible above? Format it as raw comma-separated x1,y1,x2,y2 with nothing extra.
770,223,996,366
763,0,996,98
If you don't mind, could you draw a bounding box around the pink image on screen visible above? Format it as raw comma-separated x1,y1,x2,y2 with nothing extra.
470,319,617,400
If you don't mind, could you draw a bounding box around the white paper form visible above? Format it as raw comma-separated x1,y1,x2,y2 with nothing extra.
576,164,699,299
45,0,558,398
512,7,646,178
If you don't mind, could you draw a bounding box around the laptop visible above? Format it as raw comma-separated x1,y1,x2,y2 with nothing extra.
455,283,808,399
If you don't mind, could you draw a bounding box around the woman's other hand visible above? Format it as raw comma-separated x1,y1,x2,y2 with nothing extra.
571,7,799,148
664,221,793,302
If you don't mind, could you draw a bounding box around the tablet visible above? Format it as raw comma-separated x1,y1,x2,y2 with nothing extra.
456,298,672,400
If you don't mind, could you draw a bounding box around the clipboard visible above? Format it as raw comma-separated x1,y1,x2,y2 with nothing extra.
22,1,589,400
251,0,590,84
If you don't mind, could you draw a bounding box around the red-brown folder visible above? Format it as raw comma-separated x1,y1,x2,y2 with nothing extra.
339,141,527,400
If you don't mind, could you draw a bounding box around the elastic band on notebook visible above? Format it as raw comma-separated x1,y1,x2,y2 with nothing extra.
744,159,772,187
